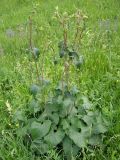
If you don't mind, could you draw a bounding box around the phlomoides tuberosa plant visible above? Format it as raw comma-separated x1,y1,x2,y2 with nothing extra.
12,9,109,159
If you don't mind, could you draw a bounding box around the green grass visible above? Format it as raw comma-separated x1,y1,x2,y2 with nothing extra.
0,0,120,159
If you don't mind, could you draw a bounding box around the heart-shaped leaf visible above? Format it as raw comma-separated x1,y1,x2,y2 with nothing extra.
31,139,50,154
63,136,79,159
44,127,65,146
30,120,51,140
68,126,91,148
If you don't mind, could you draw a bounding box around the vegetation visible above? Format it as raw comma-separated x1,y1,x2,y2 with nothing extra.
0,0,120,159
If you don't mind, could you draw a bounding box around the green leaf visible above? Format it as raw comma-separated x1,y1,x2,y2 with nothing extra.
61,119,70,131
60,98,74,117
13,110,26,122
45,102,59,113
31,139,50,154
63,136,72,159
68,129,86,148
92,113,108,134
63,136,80,160
16,126,28,137
30,120,51,140
56,95,63,105
44,128,65,146
70,86,79,95
29,99,40,114
49,113,59,125
92,123,107,134
82,115,95,125
68,126,91,148
82,96,92,110
88,135,102,145
70,117,82,129
63,98,73,108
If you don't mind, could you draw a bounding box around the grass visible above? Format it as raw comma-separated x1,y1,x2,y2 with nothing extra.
0,0,120,159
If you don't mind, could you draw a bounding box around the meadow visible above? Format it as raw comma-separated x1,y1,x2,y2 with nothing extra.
0,0,120,159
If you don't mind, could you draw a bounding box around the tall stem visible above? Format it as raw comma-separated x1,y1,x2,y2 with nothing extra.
29,16,40,84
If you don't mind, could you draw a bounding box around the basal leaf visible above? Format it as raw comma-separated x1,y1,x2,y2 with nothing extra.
49,113,59,125
60,98,74,117
44,128,65,146
31,139,50,154
61,119,70,131
30,120,51,140
82,115,95,125
70,117,82,129
68,126,91,148
63,136,80,160
63,136,72,159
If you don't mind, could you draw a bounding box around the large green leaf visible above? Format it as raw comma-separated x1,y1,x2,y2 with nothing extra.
63,136,79,160
61,119,70,131
60,98,74,117
45,102,59,113
63,136,72,156
44,128,65,146
82,114,95,125
68,126,91,148
30,120,51,140
31,139,50,154
70,117,82,129
49,113,59,125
